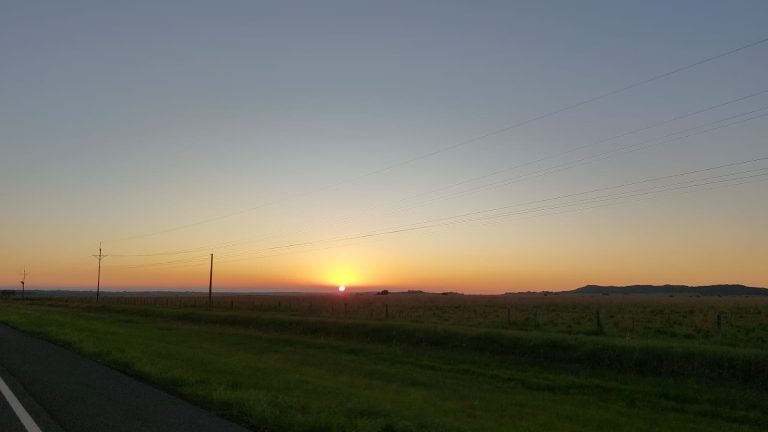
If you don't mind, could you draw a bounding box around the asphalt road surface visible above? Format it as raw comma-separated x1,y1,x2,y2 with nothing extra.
0,324,253,432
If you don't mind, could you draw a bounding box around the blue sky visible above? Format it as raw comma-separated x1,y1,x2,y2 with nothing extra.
1,1,767,291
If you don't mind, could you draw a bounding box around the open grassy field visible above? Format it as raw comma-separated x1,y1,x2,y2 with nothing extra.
1,295,767,431
49,293,768,348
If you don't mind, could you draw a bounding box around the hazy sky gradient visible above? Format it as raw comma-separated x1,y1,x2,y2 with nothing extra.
2,1,767,293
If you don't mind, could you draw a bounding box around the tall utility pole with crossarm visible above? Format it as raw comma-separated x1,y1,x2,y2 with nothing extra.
92,242,107,301
208,253,213,307
20,268,27,297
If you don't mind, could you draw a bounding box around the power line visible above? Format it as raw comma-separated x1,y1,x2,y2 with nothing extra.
111,112,768,268
208,172,768,267
109,241,241,257
119,157,768,270
326,99,768,238
218,163,768,256
107,95,768,262
115,35,768,242
396,107,768,210
379,90,768,208
102,166,768,274
357,37,768,174
334,100,768,221
114,255,211,270
158,172,768,271
433,158,768,224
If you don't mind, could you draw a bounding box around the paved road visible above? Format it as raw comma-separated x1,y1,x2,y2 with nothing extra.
1,361,64,432
0,324,253,432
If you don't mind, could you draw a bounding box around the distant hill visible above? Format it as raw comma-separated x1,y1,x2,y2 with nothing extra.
567,284,768,296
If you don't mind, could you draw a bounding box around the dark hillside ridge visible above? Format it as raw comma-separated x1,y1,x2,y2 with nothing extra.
569,284,768,296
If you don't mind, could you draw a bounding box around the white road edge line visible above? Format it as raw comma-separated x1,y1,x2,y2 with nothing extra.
0,374,43,432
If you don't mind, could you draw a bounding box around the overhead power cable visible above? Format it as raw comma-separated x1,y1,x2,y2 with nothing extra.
115,157,767,270
115,35,768,242
397,107,768,210
210,104,768,253
378,90,768,208
111,106,768,264
197,171,768,267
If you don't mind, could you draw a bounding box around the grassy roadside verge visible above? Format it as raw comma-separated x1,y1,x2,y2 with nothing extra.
32,300,768,390
1,301,766,431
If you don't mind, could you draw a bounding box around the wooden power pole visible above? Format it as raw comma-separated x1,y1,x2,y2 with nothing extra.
92,242,107,301
208,253,213,307
20,268,27,298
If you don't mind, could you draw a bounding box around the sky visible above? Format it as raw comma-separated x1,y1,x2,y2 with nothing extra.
1,0,767,293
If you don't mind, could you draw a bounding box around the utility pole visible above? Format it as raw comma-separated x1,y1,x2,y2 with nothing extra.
92,242,108,301
208,253,214,307
20,268,27,298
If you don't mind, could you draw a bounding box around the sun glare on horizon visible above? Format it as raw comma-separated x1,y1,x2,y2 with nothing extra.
325,265,362,289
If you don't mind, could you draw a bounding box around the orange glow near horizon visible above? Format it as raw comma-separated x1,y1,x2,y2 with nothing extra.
322,262,365,288
2,173,767,294
6,259,768,294
7,224,768,294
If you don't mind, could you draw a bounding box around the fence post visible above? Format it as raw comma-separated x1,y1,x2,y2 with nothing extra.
385,304,389,319
507,307,511,326
595,309,603,333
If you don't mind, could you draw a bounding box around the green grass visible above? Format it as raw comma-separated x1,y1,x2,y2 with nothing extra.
64,293,768,349
1,300,766,431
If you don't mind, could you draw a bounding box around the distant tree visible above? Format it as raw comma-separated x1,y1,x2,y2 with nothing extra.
377,290,389,296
